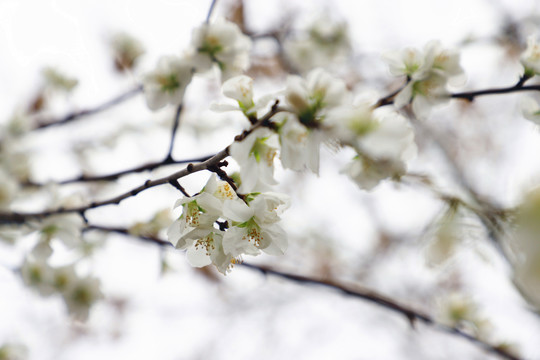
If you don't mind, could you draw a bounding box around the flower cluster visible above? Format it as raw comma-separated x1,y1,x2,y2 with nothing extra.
218,68,417,193
167,175,289,274
142,18,251,111
384,41,465,117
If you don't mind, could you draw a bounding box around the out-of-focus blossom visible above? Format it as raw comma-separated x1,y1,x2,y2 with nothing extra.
188,18,251,81
384,41,465,117
110,32,145,72
284,15,351,73
142,56,194,111
521,35,540,77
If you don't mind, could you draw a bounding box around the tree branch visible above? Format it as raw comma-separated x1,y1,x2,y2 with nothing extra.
86,224,521,360
23,155,214,186
0,105,285,224
165,104,184,161
33,86,142,130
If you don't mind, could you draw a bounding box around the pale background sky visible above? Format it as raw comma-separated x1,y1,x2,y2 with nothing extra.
2,0,540,359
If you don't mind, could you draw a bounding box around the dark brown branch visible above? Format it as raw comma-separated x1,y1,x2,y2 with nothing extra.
451,84,540,102
0,106,285,224
23,155,214,186
33,86,142,130
241,263,521,360
86,224,521,360
84,225,171,247
206,0,218,23
165,104,184,161
375,74,536,107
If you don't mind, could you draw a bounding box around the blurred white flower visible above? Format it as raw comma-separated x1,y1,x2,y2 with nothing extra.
385,41,465,117
0,342,28,360
20,257,55,296
520,96,540,125
342,112,416,190
42,67,78,93
284,15,351,73
189,17,251,81
0,169,19,210
62,276,103,321
33,213,84,248
109,32,145,72
142,55,194,111
521,35,540,76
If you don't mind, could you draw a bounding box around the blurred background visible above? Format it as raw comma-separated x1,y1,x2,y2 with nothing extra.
2,0,540,359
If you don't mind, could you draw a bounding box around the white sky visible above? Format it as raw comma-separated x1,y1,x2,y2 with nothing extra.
2,0,540,359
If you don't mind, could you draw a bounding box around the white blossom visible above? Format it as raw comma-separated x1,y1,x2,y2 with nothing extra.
0,169,19,210
62,276,103,321
229,127,279,193
342,112,416,190
521,35,540,76
179,227,232,274
210,75,275,118
520,96,540,125
284,15,350,73
20,258,55,296
142,55,193,111
33,213,84,248
385,41,465,117
276,113,311,171
167,191,222,247
188,18,251,81
222,193,290,258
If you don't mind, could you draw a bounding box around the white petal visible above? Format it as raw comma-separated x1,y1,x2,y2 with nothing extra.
222,199,253,222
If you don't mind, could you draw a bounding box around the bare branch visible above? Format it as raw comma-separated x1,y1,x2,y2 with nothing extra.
33,86,142,130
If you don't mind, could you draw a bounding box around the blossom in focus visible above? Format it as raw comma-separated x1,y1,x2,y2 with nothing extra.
167,192,222,247
521,35,540,77
188,18,251,81
222,192,290,258
229,127,279,193
178,227,232,274
142,56,194,111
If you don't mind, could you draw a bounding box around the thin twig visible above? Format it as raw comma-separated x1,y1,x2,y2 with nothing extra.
206,0,218,23
240,263,521,360
33,86,142,130
0,106,285,224
165,104,184,161
23,155,214,186
84,225,171,247
86,224,521,360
